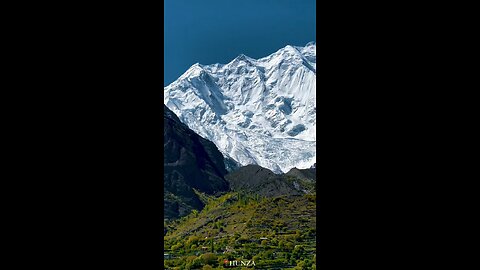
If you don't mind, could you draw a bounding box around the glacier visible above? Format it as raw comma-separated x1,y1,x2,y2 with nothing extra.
164,42,316,173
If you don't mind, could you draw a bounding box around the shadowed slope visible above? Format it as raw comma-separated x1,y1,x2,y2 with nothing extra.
164,105,229,219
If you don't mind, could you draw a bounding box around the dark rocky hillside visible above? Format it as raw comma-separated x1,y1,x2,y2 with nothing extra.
225,164,315,197
285,167,316,181
164,105,229,219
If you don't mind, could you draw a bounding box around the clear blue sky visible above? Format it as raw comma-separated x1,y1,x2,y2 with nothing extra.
164,0,316,86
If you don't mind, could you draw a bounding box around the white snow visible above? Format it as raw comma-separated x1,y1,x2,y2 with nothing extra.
164,42,316,173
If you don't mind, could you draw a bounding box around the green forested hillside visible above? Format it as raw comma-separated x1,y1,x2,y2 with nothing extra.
164,190,316,269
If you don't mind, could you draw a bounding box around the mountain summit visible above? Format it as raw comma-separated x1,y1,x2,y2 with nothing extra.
164,42,316,173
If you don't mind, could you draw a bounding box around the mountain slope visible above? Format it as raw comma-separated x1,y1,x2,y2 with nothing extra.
285,167,316,181
164,105,229,219
225,164,315,197
164,42,316,173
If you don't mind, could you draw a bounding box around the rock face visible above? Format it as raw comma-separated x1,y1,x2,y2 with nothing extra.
165,42,316,173
164,105,229,219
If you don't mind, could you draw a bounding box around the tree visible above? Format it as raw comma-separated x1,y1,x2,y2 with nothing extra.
186,256,197,263
171,242,182,251
270,237,278,246
292,245,304,260
192,258,203,269
187,236,200,247
294,260,306,270
201,253,217,266
263,250,274,260
294,230,302,241
304,259,313,268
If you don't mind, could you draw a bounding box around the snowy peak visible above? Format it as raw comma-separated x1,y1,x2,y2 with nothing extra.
164,42,316,173
259,45,303,63
232,53,254,62
178,63,205,80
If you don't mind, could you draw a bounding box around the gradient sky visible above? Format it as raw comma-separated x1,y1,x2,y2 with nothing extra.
164,0,316,86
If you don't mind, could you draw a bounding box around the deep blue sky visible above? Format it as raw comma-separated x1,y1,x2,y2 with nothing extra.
164,0,316,86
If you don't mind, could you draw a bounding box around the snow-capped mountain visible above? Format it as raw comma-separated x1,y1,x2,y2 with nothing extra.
164,42,316,173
